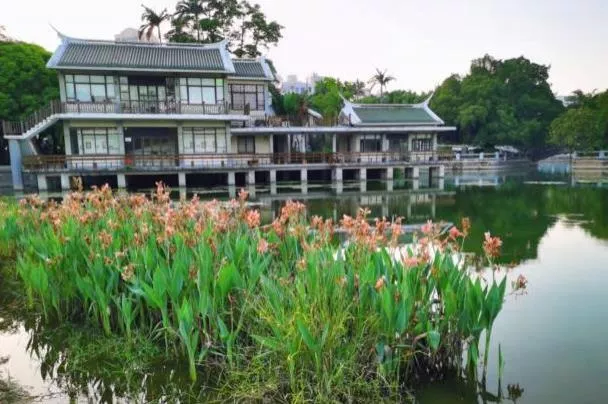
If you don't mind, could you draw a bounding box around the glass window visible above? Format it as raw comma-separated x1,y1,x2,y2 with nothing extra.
202,87,215,104
74,128,119,155
182,127,226,153
229,84,265,111
189,88,202,104
179,77,222,104
75,84,92,102
65,75,115,102
237,136,255,153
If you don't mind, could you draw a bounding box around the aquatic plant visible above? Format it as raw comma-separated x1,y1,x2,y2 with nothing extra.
0,184,524,401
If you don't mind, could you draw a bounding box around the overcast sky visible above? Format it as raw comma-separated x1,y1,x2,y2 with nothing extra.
3,0,607,95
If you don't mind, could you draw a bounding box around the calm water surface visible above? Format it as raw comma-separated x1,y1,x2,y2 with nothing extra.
1,170,608,403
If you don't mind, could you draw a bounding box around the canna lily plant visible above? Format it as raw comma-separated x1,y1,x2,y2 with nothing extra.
0,184,526,401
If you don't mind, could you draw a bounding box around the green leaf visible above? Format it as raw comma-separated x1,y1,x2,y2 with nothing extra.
428,330,440,351
296,318,318,352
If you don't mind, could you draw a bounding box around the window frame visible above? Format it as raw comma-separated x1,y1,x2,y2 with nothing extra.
64,75,115,103
182,127,227,154
71,127,120,155
179,78,224,105
229,84,265,111
237,136,256,154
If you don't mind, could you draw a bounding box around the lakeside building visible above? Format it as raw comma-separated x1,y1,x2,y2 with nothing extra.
3,33,454,192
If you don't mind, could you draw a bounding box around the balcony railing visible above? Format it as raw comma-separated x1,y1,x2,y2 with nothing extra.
1,100,235,136
22,151,442,173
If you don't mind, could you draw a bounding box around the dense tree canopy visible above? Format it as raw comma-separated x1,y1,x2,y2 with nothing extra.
431,55,564,149
549,108,602,151
0,41,59,121
145,0,283,58
0,39,60,162
558,89,608,149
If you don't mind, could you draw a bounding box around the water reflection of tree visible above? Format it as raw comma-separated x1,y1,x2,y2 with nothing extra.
272,182,608,266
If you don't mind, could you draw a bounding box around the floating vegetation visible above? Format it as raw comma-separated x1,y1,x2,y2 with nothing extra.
0,184,526,401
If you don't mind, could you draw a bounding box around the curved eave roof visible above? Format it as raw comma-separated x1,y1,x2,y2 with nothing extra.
228,58,275,81
47,36,235,74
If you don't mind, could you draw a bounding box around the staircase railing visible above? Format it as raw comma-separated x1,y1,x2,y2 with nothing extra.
2,99,62,136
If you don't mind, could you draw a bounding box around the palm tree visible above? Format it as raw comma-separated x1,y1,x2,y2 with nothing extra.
174,0,205,41
368,68,395,98
139,5,170,43
352,79,367,99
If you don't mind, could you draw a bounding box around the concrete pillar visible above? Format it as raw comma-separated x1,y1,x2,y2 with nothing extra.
382,196,389,219
387,180,394,191
117,174,127,188
178,172,186,188
332,134,337,153
386,167,394,180
359,168,367,180
479,152,484,161
438,178,445,190
37,174,48,192
412,166,420,179
8,140,23,191
301,182,308,194
438,165,445,178
300,168,307,183
247,184,256,198
179,188,187,201
269,169,277,183
270,183,277,195
382,134,389,152
227,171,236,186
269,134,274,154
63,124,72,155
60,174,70,191
247,170,255,185
360,180,367,193
332,167,343,181
228,185,236,198
412,179,419,191
335,181,343,195
117,123,126,155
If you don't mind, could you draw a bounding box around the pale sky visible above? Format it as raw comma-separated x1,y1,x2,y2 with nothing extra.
2,0,607,95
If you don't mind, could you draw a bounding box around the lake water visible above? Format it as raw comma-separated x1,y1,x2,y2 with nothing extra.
1,170,608,403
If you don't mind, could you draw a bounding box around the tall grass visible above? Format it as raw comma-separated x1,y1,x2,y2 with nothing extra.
0,185,523,401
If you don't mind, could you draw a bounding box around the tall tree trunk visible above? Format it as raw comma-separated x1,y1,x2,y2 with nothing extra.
157,26,162,43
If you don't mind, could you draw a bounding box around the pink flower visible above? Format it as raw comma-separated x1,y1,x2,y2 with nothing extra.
244,209,261,228
483,232,503,258
449,226,463,240
421,220,433,235
257,238,269,254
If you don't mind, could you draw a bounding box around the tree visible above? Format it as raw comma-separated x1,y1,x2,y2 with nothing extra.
368,68,395,98
309,78,353,122
139,5,170,43
161,0,283,58
0,40,60,162
549,108,602,152
0,26,11,42
430,55,564,149
173,0,205,41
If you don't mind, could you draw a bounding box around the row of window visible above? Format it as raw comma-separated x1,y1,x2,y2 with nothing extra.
182,128,228,154
69,128,121,155
64,74,264,110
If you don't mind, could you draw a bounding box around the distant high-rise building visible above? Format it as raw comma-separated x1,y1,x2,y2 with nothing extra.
281,73,323,95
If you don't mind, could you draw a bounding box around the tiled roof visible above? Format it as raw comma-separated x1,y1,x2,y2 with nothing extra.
232,60,266,77
352,105,439,124
49,38,233,73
